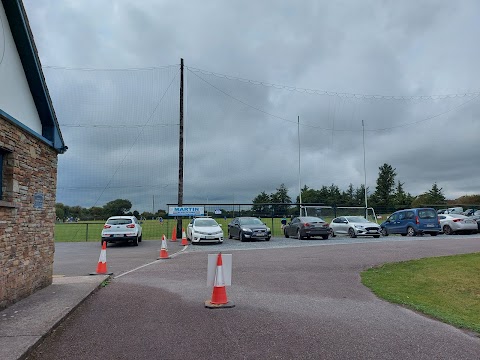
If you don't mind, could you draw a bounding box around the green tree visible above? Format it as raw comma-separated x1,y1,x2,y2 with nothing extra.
270,183,291,215
103,199,132,217
427,183,446,204
411,183,447,207
344,184,355,205
371,163,397,208
252,191,271,215
393,181,413,208
55,203,65,220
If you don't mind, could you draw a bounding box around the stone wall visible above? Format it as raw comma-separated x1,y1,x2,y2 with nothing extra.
0,116,58,310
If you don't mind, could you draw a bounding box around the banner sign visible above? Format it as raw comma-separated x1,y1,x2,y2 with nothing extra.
168,206,204,217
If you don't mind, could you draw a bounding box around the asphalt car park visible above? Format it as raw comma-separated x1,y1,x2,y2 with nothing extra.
53,232,480,276
37,234,480,360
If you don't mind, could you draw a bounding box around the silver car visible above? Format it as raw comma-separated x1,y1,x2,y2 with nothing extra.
438,214,478,235
330,216,381,238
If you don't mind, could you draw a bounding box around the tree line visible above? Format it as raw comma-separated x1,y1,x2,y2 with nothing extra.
252,163,480,215
55,199,167,222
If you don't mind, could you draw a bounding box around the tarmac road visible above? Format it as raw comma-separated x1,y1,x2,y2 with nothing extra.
30,236,480,359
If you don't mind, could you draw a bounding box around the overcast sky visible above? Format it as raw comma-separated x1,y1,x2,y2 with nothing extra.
22,0,480,213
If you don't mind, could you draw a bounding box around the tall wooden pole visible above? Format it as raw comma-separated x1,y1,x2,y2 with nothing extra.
177,58,184,236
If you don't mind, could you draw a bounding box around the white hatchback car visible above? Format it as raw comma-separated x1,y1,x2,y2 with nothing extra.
330,216,381,238
187,217,224,244
438,214,478,235
101,216,143,246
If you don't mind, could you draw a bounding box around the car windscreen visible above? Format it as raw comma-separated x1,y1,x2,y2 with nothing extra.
195,219,218,227
239,218,263,225
346,216,368,223
107,219,132,225
418,209,437,219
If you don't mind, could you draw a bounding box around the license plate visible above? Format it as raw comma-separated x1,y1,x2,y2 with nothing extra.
206,235,214,239
426,224,434,227
255,232,265,236
114,234,122,237
465,220,473,224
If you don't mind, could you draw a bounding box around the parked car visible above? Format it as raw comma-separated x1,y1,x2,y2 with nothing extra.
446,207,463,214
228,217,271,241
330,216,381,238
283,216,331,240
101,216,143,246
380,208,441,236
438,214,478,235
437,209,447,214
470,215,480,230
186,217,224,244
462,209,475,216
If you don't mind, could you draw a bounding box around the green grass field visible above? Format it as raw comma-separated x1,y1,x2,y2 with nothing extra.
361,253,480,333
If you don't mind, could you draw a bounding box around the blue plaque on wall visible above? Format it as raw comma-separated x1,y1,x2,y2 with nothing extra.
34,193,44,209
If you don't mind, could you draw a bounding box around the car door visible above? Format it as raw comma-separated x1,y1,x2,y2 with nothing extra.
332,217,347,235
287,218,299,236
230,218,240,238
383,213,398,233
337,217,349,234
394,211,407,234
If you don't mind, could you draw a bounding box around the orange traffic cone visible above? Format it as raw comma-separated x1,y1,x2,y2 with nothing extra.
171,227,177,242
205,253,235,308
158,235,171,259
90,241,113,275
181,228,188,246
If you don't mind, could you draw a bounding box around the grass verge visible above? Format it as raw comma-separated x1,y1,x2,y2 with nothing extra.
361,252,480,334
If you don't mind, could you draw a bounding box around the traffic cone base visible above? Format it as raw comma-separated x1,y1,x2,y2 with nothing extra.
204,299,235,309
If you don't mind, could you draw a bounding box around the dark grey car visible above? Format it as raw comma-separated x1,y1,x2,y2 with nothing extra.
283,216,331,240
228,217,271,241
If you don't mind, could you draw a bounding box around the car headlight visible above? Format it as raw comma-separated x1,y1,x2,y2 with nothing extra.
242,228,252,232
216,231,224,235
266,227,271,232
196,230,207,235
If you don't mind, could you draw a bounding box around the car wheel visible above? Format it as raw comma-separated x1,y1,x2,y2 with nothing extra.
443,225,452,235
407,226,416,237
139,235,142,242
321,234,329,240
348,228,357,238
380,228,388,236
430,232,438,236
284,229,289,238
297,229,304,240
240,231,246,242
373,235,380,238
266,237,271,241
330,230,336,238
228,230,232,239
132,236,139,246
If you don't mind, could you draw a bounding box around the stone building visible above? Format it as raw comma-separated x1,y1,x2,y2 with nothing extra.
0,0,67,309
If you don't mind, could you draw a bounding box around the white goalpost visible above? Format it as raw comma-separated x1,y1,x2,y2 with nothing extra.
301,205,378,223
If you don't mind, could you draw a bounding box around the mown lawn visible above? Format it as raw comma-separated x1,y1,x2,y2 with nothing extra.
361,252,480,333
